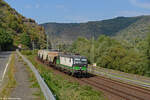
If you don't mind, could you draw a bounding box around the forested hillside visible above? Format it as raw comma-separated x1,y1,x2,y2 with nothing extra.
41,16,150,44
0,0,46,50
116,16,150,42
47,15,150,77
41,14,150,77
59,33,150,77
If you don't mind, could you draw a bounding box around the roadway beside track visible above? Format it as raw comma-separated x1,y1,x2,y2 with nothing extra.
0,51,11,81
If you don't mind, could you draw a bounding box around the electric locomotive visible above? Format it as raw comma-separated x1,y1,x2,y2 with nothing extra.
57,53,88,75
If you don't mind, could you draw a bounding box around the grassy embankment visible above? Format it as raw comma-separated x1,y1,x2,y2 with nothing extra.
0,53,16,98
21,50,106,100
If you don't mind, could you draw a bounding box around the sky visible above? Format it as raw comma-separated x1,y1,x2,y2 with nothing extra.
5,0,150,24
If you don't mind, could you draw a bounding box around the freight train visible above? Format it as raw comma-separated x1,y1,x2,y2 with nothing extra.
38,50,88,77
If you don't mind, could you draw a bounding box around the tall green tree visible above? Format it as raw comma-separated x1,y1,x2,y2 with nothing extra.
20,33,31,48
0,28,13,50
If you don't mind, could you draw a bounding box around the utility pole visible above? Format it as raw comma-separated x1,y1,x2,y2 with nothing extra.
0,45,1,51
32,41,35,50
50,32,53,50
47,34,49,50
90,33,95,73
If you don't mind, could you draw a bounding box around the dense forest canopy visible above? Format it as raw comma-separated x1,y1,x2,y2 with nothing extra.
59,29,150,76
0,0,46,51
0,28,13,50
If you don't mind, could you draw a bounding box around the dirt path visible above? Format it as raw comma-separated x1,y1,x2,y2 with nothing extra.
10,54,39,100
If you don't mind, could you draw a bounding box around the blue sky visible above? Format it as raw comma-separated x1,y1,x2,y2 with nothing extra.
5,0,150,24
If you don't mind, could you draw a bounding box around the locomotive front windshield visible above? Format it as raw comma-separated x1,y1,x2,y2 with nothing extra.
74,58,81,64
74,58,87,64
81,58,87,64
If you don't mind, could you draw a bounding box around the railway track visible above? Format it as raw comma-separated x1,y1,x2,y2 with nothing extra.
37,58,150,100
96,76,150,95
79,78,130,100
79,77,150,100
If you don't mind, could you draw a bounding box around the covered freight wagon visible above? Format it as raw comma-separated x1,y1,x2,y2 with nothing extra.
47,51,59,64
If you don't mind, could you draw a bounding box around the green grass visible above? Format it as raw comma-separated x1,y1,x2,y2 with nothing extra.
22,50,105,100
0,53,16,98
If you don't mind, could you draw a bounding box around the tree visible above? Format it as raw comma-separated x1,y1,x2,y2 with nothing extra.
0,28,13,50
70,35,149,76
20,33,31,48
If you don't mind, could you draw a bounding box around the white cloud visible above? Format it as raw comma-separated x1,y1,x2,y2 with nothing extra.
64,16,92,23
56,5,65,9
25,5,32,9
24,4,40,9
72,16,89,22
118,11,150,17
55,5,69,12
35,4,40,9
129,0,150,9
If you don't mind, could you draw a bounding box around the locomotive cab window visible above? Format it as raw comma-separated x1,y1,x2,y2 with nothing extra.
81,58,87,64
74,58,81,64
